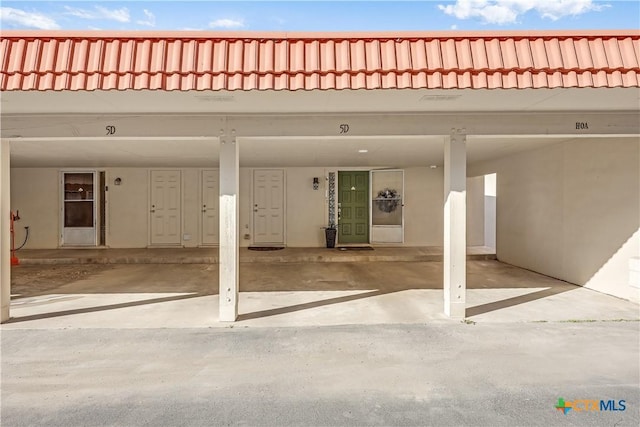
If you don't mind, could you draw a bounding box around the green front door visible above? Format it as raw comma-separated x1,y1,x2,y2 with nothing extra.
338,171,369,244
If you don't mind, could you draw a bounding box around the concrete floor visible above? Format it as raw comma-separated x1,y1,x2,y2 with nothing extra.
3,250,639,426
5,255,639,329
3,323,639,427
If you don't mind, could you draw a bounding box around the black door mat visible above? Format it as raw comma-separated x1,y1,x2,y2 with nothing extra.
337,246,374,251
248,247,285,251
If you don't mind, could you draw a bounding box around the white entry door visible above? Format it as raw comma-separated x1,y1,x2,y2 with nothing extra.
150,170,181,246
62,171,97,246
201,169,219,245
253,169,284,245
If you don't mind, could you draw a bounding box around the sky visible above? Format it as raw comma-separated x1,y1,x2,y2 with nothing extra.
0,0,638,32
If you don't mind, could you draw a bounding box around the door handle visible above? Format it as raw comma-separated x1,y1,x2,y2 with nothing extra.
202,204,207,213
151,204,155,213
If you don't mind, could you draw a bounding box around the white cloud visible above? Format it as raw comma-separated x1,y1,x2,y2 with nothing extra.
534,0,608,21
0,6,60,29
209,18,245,29
438,0,607,25
62,6,95,20
95,6,130,23
451,24,458,29
136,9,156,27
63,5,130,23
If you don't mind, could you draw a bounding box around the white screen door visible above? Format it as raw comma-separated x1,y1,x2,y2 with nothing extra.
62,171,97,246
253,169,284,245
371,169,404,243
150,170,181,245
201,169,219,245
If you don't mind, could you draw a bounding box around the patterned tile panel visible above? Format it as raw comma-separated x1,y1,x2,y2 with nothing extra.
328,172,336,227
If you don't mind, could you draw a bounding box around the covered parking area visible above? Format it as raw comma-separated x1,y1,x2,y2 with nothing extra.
5,251,640,328
1,31,639,324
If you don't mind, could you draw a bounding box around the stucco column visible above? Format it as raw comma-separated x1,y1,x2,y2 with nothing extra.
444,130,467,319
1,139,10,323
219,135,239,322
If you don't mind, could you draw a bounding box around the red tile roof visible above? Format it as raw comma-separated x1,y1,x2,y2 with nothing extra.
1,31,638,91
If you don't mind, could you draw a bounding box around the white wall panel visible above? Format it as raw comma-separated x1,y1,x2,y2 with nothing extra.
10,168,59,248
471,138,640,300
11,165,450,249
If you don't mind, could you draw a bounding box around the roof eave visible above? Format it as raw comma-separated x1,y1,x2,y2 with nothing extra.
2,29,640,40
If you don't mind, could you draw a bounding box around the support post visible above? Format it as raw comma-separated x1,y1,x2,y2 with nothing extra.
444,130,467,319
1,140,10,323
219,134,239,321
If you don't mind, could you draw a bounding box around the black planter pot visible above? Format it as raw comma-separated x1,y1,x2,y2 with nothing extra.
325,227,337,248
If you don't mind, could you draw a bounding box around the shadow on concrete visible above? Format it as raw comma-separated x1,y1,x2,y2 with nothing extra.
465,286,574,318
10,264,217,298
5,293,203,324
239,286,580,322
238,261,581,321
464,261,580,318
237,290,386,321
7,260,583,324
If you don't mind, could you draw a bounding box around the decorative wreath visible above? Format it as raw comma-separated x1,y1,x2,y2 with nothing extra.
375,188,400,213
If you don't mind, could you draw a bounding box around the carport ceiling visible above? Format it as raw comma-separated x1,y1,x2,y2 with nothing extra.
5,86,638,167
10,135,580,168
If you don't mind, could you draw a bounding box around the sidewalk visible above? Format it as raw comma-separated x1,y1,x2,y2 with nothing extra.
15,246,497,264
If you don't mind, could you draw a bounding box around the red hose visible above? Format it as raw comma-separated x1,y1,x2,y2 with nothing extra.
10,212,19,266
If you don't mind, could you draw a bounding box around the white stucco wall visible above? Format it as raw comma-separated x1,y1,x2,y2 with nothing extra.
10,168,59,249
283,167,327,247
466,176,485,247
404,167,444,246
484,173,497,249
107,168,149,248
11,165,453,249
239,168,252,247
470,138,640,301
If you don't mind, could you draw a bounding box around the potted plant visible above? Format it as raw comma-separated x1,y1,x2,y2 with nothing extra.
324,222,337,248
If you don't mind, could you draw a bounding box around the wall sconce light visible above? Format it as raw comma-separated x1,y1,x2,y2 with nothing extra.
114,177,122,186
313,177,319,190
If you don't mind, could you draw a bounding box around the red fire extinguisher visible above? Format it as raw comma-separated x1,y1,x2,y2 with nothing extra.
10,210,20,266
